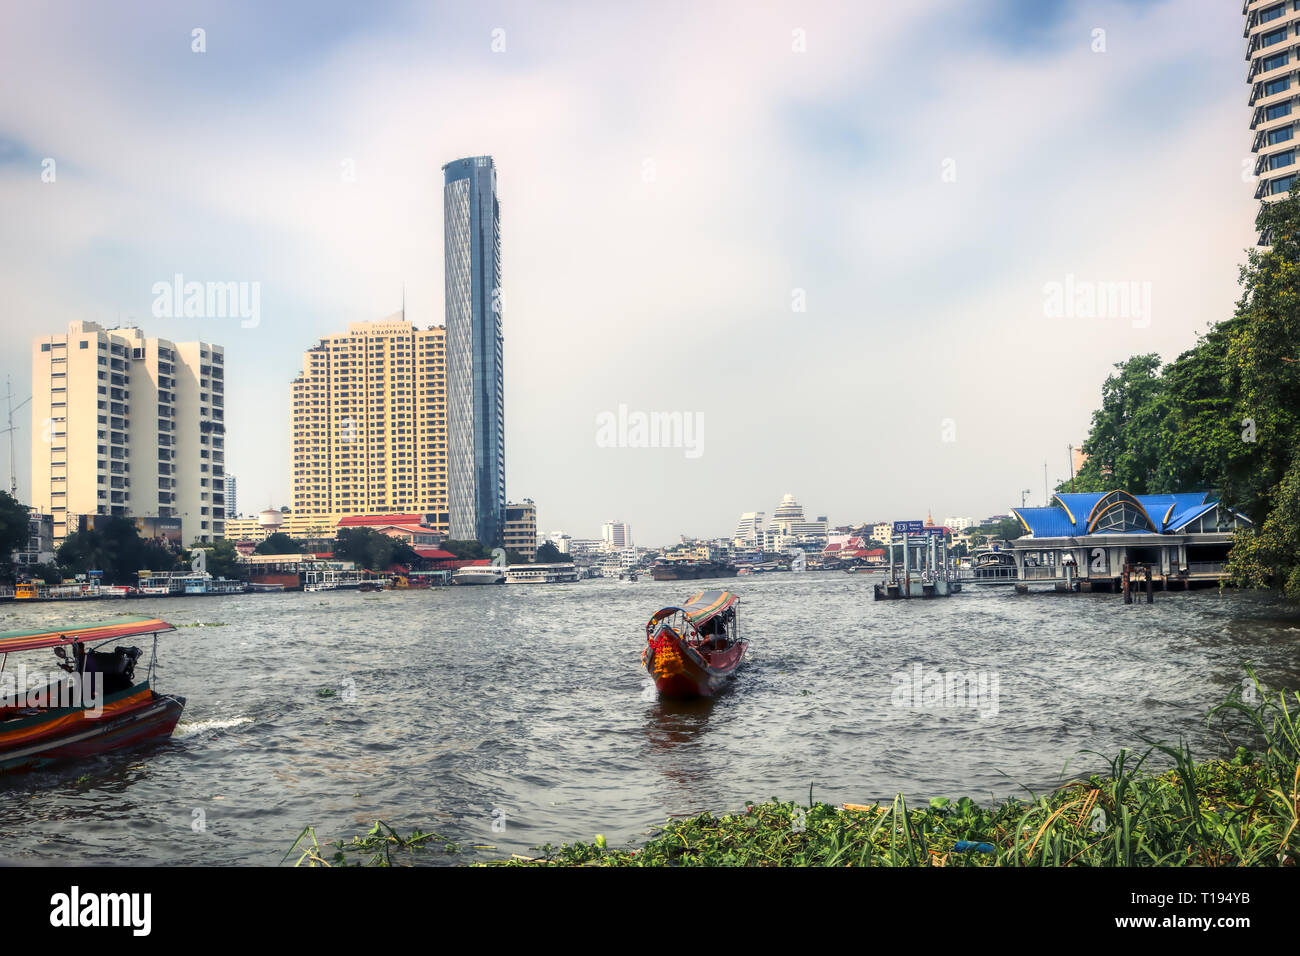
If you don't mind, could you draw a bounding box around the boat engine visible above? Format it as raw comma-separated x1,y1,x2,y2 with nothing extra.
83,646,142,695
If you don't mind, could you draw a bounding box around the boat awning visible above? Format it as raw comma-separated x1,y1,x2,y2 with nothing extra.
0,616,175,655
647,590,739,629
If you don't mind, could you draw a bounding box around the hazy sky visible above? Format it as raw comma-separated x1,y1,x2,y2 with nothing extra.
0,0,1259,546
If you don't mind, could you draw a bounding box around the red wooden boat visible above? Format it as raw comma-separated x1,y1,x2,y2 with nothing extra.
641,590,747,697
0,615,186,773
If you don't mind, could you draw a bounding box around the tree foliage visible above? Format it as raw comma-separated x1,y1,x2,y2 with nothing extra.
254,532,304,556
1066,191,1300,597
0,491,30,581
534,541,568,563
56,517,179,585
333,527,419,570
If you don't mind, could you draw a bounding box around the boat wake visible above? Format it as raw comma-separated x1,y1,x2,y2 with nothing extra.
173,716,253,739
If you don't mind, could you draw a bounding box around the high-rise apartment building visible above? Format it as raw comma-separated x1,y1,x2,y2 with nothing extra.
224,474,237,519
31,321,226,544
290,315,449,527
601,519,632,550
1247,1,1300,205
443,155,505,546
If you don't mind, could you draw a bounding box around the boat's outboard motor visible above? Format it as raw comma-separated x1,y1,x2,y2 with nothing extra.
84,646,142,696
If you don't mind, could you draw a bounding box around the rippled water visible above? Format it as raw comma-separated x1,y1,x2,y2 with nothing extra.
1,574,1298,865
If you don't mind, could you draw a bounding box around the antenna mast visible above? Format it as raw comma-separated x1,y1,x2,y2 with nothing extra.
2,376,33,499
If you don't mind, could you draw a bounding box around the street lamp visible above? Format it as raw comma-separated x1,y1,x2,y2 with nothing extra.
1021,489,1032,508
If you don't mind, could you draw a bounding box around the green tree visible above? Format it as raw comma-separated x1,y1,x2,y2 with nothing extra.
185,538,244,579
441,539,490,561
1063,190,1300,597
254,532,303,555
57,516,178,584
334,528,419,570
0,491,30,581
1069,354,1168,494
534,541,568,563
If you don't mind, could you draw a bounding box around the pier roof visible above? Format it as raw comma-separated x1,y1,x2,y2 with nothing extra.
1012,490,1249,538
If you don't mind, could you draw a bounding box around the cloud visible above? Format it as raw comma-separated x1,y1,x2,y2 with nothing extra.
0,0,1258,542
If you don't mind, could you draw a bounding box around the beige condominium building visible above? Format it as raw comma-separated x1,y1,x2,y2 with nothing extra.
291,315,449,530
1247,1,1300,206
31,321,226,545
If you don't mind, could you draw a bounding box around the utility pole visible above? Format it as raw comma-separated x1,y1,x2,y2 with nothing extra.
1,376,32,499
1067,444,1076,493
1043,462,1048,507
1021,488,1032,508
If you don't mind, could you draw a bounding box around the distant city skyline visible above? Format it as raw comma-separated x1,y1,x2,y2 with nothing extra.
0,0,1259,544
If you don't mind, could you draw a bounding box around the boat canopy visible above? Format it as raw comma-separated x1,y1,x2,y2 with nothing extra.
0,616,175,656
647,590,739,629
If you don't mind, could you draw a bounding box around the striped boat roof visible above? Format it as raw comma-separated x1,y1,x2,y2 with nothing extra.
0,616,174,655
647,589,739,629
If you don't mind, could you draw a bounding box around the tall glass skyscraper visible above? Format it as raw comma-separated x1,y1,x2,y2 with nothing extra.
443,156,505,545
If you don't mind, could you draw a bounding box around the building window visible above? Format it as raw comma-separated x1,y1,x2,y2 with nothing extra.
1273,173,1297,194
1269,124,1295,145
1266,76,1292,96
1263,52,1290,72
1263,3,1286,23
1271,149,1296,169
1263,28,1289,49
1267,101,1293,121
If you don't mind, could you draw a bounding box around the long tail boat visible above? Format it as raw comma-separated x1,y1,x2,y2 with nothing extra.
0,616,186,773
641,590,747,697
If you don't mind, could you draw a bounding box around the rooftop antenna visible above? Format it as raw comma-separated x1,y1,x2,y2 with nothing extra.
2,376,33,499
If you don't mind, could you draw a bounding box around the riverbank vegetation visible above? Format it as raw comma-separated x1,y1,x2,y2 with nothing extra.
294,673,1298,867
1066,194,1300,598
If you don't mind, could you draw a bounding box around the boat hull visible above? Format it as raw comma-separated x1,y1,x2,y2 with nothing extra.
642,632,747,697
0,683,185,773
650,563,738,581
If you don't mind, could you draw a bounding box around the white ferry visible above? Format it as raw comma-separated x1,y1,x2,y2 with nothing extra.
451,566,507,585
504,563,579,584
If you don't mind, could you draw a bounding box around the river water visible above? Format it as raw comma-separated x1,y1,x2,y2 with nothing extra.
0,573,1297,865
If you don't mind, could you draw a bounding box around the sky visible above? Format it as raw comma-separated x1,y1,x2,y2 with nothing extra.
0,0,1261,546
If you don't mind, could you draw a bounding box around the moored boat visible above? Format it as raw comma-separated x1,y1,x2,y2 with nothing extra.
650,560,738,581
452,566,506,585
641,590,747,697
0,615,186,773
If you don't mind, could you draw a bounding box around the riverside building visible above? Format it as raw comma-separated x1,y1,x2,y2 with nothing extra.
290,315,449,530
31,321,226,545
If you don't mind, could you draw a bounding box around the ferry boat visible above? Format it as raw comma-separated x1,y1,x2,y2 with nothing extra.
504,563,578,584
136,572,246,596
642,590,747,697
650,559,738,581
970,549,1018,586
451,566,506,585
302,568,371,592
0,615,186,773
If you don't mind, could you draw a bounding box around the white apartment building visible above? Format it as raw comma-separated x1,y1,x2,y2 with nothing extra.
733,511,766,548
31,321,226,545
601,519,632,550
